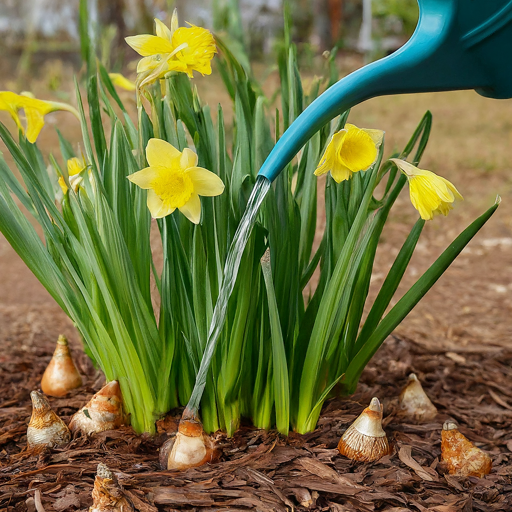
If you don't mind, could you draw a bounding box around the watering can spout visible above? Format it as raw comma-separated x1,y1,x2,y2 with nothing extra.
258,0,512,182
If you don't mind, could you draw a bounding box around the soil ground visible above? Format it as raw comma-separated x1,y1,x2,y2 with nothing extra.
0,54,511,510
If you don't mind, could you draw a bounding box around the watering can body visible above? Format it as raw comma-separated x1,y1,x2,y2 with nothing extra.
258,0,512,182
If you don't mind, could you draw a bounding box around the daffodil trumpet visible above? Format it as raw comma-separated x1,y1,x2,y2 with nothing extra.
90,463,134,512
27,391,71,451
69,381,124,435
338,397,392,462
125,10,216,88
41,335,83,397
160,417,219,470
441,420,492,478
398,373,437,422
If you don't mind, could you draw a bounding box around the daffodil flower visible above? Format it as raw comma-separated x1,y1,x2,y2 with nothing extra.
108,73,136,91
128,139,224,223
58,155,93,196
314,123,384,183
125,10,216,88
0,91,79,143
390,158,463,220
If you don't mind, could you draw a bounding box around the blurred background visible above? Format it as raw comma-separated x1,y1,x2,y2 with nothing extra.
0,0,510,357
0,0,419,81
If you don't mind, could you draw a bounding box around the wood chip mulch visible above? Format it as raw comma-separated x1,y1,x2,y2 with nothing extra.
1,335,512,511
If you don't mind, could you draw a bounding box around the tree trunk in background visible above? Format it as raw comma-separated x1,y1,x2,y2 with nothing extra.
312,0,332,50
328,0,343,43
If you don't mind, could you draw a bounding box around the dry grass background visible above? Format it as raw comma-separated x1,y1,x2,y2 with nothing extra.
0,60,511,361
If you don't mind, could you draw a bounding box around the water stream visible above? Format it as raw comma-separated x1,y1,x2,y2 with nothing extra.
183,175,272,418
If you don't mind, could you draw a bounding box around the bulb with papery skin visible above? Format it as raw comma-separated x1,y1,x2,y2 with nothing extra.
27,391,71,451
441,420,492,477
161,418,219,470
338,397,392,462
41,335,82,397
399,373,437,421
69,381,124,435
90,463,133,512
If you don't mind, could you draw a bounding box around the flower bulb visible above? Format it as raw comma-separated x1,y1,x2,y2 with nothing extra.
41,335,82,397
338,397,392,462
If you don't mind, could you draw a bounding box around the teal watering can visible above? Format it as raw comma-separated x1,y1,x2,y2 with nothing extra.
258,0,512,182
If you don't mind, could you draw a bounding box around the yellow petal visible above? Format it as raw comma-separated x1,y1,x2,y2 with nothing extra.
24,107,45,143
186,167,225,196
155,18,173,41
146,139,181,168
178,193,201,224
108,73,136,91
147,189,175,218
170,9,179,36
0,91,24,132
314,131,347,178
58,176,68,195
180,148,198,169
125,35,174,57
330,163,353,183
127,167,158,189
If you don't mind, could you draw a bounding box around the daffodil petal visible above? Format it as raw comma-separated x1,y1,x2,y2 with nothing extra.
146,139,181,168
170,9,179,36
24,107,45,143
180,148,198,169
125,35,175,57
108,73,136,91
363,128,384,147
344,124,384,147
330,164,353,183
440,176,463,200
178,193,201,224
155,18,173,41
186,167,225,196
127,167,158,189
389,158,416,176
147,189,175,218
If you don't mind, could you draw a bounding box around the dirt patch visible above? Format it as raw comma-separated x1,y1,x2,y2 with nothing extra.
1,336,512,511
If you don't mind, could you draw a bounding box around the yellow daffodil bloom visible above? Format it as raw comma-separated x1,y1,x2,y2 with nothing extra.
314,123,384,183
0,91,79,143
125,10,216,87
390,158,463,220
108,73,136,91
59,156,91,195
127,139,224,223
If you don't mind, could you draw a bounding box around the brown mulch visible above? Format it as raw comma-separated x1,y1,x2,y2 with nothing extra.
1,335,512,511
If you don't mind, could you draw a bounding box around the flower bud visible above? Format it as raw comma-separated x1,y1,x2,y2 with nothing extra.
399,373,437,422
441,420,492,477
338,397,392,462
69,381,124,435
41,335,82,397
27,391,71,451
